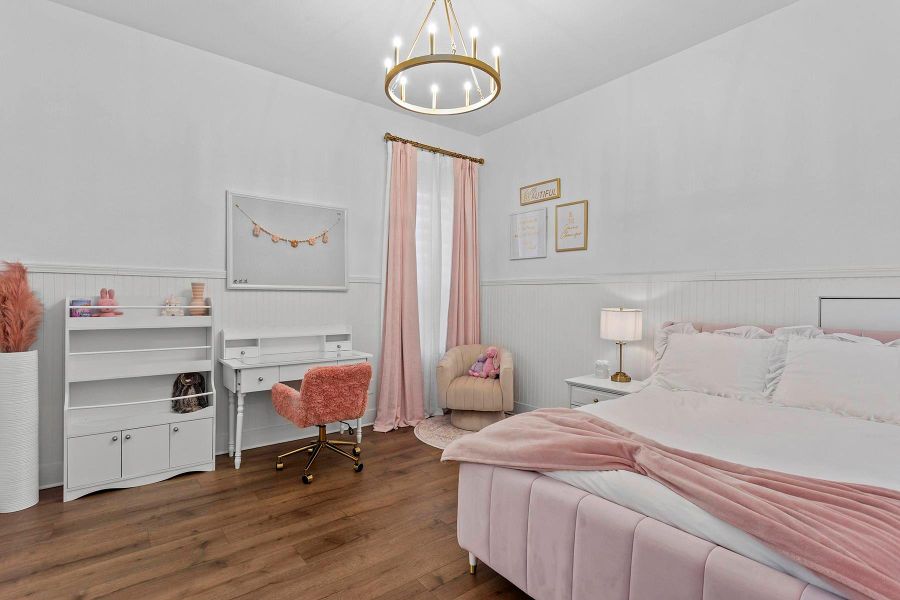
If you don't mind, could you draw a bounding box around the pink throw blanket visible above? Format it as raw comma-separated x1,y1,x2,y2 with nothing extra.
441,408,900,600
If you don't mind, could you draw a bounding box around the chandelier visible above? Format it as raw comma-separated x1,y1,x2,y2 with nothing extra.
383,0,501,116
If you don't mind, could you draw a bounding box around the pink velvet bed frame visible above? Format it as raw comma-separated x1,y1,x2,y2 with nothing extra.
456,322,900,600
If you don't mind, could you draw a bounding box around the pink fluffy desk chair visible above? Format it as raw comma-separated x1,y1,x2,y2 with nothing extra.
270,363,372,484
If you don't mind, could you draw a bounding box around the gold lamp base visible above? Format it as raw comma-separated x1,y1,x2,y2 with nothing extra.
610,371,631,383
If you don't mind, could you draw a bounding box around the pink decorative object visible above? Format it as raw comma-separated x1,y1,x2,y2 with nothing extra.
468,346,500,378
444,408,900,600
271,363,371,428
189,282,207,316
0,262,43,353
95,288,122,317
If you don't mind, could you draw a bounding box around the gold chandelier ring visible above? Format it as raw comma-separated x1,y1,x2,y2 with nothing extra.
385,54,501,116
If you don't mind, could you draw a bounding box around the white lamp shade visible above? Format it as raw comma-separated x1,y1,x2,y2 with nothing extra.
600,308,643,342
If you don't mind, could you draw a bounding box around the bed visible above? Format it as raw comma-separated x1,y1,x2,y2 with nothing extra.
452,322,900,600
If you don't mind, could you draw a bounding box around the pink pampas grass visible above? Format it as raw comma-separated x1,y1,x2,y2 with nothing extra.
0,262,43,353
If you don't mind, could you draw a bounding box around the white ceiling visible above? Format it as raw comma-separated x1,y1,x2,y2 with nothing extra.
49,0,797,135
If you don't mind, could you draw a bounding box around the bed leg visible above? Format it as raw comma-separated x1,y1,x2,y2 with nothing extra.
468,552,477,574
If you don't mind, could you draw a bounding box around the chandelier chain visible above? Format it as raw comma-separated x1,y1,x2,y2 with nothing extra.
447,0,485,100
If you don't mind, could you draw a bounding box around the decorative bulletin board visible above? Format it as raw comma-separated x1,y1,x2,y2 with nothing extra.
226,191,348,291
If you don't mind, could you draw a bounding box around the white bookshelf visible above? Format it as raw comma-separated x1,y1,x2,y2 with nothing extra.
63,296,216,501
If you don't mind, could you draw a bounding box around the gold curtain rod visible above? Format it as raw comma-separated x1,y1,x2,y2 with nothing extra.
384,132,485,164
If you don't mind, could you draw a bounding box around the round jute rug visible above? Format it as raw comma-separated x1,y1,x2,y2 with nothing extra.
414,414,473,450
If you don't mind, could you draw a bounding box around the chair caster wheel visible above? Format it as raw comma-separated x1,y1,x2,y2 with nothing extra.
352,446,361,456
302,474,314,484
353,463,364,472
347,427,355,436
275,462,284,471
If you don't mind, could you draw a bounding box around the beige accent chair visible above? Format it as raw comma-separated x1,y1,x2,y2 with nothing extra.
437,344,514,431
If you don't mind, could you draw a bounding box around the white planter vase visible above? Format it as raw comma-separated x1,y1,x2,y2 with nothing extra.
0,350,39,512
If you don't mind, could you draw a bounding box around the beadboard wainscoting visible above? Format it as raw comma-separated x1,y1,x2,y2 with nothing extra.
482,270,900,414
25,265,381,488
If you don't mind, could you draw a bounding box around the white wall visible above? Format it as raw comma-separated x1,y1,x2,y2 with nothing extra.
478,0,900,410
479,0,900,281
0,0,479,486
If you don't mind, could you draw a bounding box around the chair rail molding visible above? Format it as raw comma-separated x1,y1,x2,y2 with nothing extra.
481,264,900,286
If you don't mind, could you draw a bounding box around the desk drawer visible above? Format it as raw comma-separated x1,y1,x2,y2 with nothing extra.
570,386,620,407
279,362,334,381
240,367,280,393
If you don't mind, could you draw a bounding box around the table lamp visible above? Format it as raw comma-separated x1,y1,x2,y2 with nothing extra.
600,307,642,383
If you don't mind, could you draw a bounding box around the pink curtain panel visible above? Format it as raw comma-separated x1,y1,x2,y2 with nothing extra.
446,157,480,348
374,141,426,432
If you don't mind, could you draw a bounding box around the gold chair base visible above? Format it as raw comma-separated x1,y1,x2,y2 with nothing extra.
275,425,362,484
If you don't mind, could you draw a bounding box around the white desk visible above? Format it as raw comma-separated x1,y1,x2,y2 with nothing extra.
218,327,371,468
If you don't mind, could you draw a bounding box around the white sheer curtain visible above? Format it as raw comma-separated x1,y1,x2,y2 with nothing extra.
415,151,454,417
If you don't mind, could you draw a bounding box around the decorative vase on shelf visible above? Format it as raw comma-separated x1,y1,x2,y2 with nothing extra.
189,282,207,316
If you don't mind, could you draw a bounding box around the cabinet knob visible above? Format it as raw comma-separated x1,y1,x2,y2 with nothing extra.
173,426,179,432
258,376,264,382
240,350,245,356
112,435,118,441
592,398,599,403
124,434,131,440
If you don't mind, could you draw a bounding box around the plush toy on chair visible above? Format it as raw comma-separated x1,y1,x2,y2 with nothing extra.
438,344,513,431
270,363,372,484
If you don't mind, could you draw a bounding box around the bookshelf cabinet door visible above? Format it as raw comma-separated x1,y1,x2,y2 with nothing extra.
68,432,122,489
122,424,170,479
170,418,213,468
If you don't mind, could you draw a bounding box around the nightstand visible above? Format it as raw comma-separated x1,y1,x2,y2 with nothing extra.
565,375,646,408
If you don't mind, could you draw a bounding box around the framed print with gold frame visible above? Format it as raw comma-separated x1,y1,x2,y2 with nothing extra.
555,200,588,252
519,178,561,205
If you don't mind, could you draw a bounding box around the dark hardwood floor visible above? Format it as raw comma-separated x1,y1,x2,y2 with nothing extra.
0,426,530,600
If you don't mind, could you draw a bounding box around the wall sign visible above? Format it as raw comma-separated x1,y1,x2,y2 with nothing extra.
509,207,547,260
519,178,561,205
555,200,588,252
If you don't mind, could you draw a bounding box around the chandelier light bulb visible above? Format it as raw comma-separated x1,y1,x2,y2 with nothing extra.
392,36,402,48
430,83,439,94
384,58,393,73
428,23,437,54
492,46,501,57
470,27,479,58
400,76,408,102
464,81,472,107
431,83,439,110
393,36,402,65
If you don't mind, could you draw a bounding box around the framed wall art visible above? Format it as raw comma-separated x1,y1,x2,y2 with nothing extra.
509,207,547,260
226,191,348,291
519,177,561,205
555,200,588,252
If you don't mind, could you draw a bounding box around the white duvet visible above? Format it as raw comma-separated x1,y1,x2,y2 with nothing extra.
546,385,900,595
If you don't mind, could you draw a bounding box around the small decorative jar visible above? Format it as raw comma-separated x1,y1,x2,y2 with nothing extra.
594,359,610,379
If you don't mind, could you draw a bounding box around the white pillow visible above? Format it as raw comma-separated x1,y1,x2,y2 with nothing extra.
654,332,777,400
772,337,900,424
652,322,697,374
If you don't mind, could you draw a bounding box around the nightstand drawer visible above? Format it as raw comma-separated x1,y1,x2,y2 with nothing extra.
570,386,620,407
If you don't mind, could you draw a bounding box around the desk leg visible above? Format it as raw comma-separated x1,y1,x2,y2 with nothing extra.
356,418,362,444
235,392,245,469
228,391,235,457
